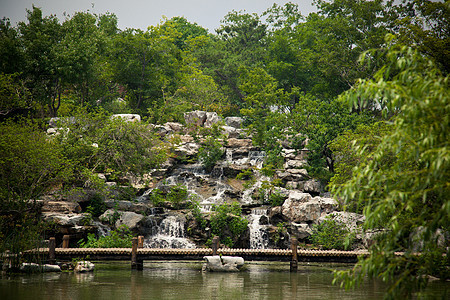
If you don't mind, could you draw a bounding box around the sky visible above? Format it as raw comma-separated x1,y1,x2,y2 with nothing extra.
0,0,318,32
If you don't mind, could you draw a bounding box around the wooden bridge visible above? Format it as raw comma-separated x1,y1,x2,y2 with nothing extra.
22,236,375,271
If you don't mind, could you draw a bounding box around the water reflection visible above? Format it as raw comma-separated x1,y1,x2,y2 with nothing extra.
1,261,448,300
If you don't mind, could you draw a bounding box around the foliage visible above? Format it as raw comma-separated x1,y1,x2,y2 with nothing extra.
310,216,355,250
53,107,167,186
0,120,71,267
0,73,32,117
149,184,189,209
332,39,450,298
198,136,224,172
189,199,207,228
329,122,394,212
78,225,133,248
210,202,248,247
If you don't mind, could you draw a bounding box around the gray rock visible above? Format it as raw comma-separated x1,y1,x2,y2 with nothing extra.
164,122,184,132
284,159,308,169
41,201,82,214
318,211,365,233
303,179,322,194
290,222,312,240
221,125,240,138
174,142,200,157
115,211,144,230
184,110,207,126
20,263,61,273
111,114,141,122
74,261,95,273
203,256,244,272
42,212,89,227
225,117,243,129
104,200,150,214
282,193,322,222
205,112,222,127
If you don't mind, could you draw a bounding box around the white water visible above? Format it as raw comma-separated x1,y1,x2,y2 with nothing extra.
144,215,196,249
248,208,270,249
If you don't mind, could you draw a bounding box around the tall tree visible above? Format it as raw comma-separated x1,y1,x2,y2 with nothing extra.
333,38,449,299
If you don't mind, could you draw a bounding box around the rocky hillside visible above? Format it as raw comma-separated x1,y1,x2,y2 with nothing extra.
40,111,367,249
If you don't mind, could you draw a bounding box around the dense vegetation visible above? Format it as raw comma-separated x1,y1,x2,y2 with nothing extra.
0,0,448,297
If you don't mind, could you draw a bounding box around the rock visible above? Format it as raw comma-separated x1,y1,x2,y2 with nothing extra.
20,263,61,273
303,179,321,195
164,122,184,132
290,222,312,240
42,212,89,227
318,211,365,233
284,159,308,169
74,261,95,273
184,110,207,126
226,138,253,149
205,112,221,127
41,201,82,214
317,197,338,214
225,117,243,129
104,200,150,214
174,142,200,157
202,256,244,272
115,211,145,230
221,125,240,138
281,192,321,222
111,114,141,122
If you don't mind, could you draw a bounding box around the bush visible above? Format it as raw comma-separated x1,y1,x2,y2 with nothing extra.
310,216,355,250
78,225,133,248
197,136,224,171
210,202,248,247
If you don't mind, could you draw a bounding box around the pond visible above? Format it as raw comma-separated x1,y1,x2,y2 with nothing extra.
1,261,447,299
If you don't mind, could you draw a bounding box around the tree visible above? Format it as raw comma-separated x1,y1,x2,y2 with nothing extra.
18,6,62,117
332,38,449,298
0,120,71,268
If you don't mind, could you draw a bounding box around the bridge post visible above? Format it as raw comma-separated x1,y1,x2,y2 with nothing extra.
212,236,220,256
131,237,143,270
290,237,298,272
62,235,70,248
49,237,56,264
138,236,144,248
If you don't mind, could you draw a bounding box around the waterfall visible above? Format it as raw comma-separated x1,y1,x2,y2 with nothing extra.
144,215,196,249
248,208,270,249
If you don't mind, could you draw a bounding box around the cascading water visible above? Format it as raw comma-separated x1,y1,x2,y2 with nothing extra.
248,208,270,249
144,215,196,249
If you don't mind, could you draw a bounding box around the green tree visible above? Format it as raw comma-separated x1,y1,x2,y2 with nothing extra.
0,120,71,268
18,6,62,117
332,38,449,298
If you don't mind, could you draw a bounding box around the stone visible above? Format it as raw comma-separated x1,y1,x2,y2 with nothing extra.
226,138,252,148
303,179,322,195
281,192,322,222
111,114,141,122
164,122,184,132
317,197,338,214
41,201,82,214
318,211,365,233
202,256,244,272
20,263,61,273
205,112,222,127
174,142,200,157
115,211,144,230
284,159,308,169
221,126,240,138
225,117,243,128
184,110,207,126
104,200,150,214
42,212,89,227
291,222,312,240
74,261,95,273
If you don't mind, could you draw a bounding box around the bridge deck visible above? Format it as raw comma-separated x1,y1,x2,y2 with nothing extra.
25,248,373,263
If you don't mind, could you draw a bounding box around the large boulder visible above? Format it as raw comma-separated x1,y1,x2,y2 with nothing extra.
111,114,141,122
42,212,89,227
20,263,61,273
41,201,82,214
225,117,243,129
281,192,338,223
205,112,221,127
202,256,244,272
303,179,322,195
74,261,95,273
184,110,207,126
100,210,145,231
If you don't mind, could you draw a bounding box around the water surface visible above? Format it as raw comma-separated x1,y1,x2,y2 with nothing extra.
1,261,447,299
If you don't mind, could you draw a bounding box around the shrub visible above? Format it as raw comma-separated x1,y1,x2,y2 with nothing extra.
310,216,355,250
78,225,133,248
210,202,248,247
197,136,224,171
